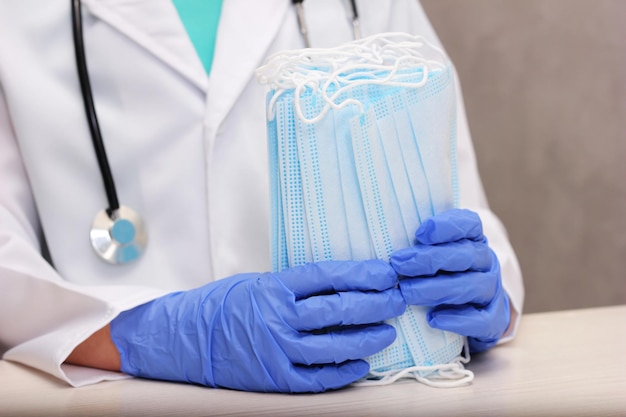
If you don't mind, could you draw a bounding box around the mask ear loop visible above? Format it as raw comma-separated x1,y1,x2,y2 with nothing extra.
257,33,450,124
317,57,431,113
354,338,474,388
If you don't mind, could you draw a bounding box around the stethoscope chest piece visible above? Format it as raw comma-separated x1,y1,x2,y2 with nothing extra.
90,205,147,264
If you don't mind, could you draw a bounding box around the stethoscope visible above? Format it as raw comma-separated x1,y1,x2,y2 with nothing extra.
292,0,361,48
70,0,360,265
71,0,147,265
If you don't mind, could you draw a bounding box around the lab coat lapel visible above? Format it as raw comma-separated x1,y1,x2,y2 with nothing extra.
83,0,290,122
206,0,290,130
82,0,208,91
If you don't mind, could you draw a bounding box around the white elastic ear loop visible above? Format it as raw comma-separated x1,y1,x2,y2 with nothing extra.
316,57,433,116
258,33,448,91
257,33,449,123
354,339,474,388
293,56,433,124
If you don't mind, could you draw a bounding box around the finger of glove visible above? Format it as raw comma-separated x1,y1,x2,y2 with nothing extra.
291,288,406,331
391,240,493,277
282,323,397,365
399,270,498,307
278,260,398,298
287,360,370,393
426,287,510,343
415,209,484,245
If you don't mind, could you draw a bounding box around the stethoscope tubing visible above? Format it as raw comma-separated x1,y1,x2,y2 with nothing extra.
71,0,120,216
292,0,360,48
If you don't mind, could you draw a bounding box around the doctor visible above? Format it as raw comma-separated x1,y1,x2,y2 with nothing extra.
0,0,523,393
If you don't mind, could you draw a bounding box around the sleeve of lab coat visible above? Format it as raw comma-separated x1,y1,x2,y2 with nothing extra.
0,87,168,386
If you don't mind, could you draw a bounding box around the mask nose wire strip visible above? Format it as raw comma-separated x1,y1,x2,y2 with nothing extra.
71,0,120,217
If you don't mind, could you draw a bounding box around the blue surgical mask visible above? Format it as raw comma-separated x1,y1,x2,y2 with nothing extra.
258,32,472,387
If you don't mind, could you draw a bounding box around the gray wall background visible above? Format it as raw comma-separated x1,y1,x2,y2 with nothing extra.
420,0,626,313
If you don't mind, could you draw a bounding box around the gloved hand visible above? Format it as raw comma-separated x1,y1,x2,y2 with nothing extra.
110,260,405,393
389,209,511,352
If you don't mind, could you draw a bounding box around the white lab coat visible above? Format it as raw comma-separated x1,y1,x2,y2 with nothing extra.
0,0,524,386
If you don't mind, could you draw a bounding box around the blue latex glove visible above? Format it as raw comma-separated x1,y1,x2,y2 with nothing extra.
110,260,405,393
389,209,511,352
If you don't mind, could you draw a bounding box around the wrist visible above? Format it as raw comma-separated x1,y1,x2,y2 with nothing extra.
65,324,121,371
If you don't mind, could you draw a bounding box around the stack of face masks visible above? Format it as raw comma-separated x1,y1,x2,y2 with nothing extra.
256,32,472,387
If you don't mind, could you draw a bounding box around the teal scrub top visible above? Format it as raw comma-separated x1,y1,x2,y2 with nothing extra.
172,0,223,74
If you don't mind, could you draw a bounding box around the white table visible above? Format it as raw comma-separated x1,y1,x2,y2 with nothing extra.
1,305,625,416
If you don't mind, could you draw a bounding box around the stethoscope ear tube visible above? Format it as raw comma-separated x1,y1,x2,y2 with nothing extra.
292,0,310,48
292,0,361,48
349,0,361,40
71,0,147,264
